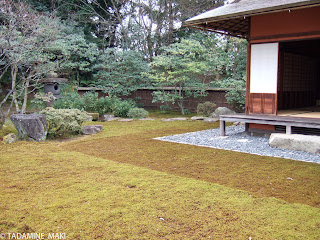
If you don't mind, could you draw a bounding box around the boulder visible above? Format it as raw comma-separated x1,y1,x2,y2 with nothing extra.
211,107,236,118
104,114,115,121
10,114,48,141
269,133,320,154
82,125,103,135
3,133,18,144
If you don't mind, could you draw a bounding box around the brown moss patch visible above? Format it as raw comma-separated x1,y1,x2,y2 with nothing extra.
64,122,320,208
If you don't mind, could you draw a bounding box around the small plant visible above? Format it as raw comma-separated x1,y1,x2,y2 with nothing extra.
183,109,191,115
0,119,18,139
160,105,172,113
41,107,89,138
197,102,216,117
128,108,149,119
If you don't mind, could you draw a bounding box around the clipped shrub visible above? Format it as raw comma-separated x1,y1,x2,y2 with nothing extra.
111,99,136,117
53,91,85,110
128,108,149,119
160,105,172,113
41,107,89,138
82,91,99,113
197,102,217,117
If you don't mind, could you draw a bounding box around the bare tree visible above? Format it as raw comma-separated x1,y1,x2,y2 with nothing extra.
0,0,60,121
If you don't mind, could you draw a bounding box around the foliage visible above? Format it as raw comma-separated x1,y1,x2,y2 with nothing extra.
127,107,149,119
31,92,56,111
111,99,136,118
148,38,211,115
160,105,172,113
197,102,217,117
53,89,136,117
0,119,18,139
48,23,100,85
53,91,85,110
94,49,149,97
40,107,89,138
0,0,62,115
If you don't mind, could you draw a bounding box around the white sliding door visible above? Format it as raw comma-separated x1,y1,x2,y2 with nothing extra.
250,43,279,94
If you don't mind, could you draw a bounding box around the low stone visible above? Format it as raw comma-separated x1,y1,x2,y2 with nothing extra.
191,116,206,121
203,117,218,122
3,133,18,144
170,117,187,121
161,118,174,122
10,113,48,141
211,107,236,118
87,113,99,121
118,118,133,122
82,125,103,135
269,133,320,154
104,114,115,121
139,118,155,121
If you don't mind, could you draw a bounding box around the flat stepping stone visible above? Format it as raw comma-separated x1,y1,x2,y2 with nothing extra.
139,118,155,121
161,118,175,122
191,116,206,120
203,117,218,122
118,118,134,122
170,117,188,121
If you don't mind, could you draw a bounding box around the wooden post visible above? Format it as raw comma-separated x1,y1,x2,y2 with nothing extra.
220,120,226,136
245,122,249,133
286,125,292,134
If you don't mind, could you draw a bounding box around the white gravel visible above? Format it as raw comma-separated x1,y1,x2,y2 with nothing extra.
154,125,320,164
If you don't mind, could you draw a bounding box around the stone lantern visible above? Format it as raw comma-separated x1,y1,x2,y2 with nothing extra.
39,71,67,106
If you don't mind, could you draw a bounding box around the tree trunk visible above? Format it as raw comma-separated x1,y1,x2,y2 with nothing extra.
11,64,20,112
21,78,30,113
168,0,174,44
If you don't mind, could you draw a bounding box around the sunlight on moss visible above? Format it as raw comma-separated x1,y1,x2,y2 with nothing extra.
1,120,319,239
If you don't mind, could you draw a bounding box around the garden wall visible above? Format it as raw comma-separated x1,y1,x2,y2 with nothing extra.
78,87,234,112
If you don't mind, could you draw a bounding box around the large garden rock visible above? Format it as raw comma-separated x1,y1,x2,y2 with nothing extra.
10,114,48,141
269,133,320,154
211,107,236,118
82,125,103,135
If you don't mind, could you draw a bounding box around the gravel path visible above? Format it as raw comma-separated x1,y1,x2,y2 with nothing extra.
154,125,320,164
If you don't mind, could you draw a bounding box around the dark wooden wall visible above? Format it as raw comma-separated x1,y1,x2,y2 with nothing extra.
78,88,234,112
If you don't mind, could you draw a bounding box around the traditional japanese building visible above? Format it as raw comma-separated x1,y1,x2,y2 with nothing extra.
184,0,320,135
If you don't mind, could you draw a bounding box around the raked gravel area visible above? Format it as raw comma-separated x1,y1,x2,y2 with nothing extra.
154,125,320,164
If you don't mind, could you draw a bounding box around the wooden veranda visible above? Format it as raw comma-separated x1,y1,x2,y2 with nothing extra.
219,113,320,136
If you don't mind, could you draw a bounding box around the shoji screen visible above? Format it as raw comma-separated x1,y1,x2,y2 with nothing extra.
250,43,279,93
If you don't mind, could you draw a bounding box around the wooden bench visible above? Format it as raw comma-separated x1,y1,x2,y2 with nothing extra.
219,113,320,136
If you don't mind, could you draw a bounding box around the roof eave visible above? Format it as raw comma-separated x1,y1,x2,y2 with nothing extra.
183,1,320,27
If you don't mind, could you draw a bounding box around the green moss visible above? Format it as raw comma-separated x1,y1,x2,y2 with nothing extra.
0,120,320,239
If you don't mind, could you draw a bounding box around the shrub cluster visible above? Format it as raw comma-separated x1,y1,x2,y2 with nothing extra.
197,102,216,117
41,108,89,138
53,91,138,118
128,108,149,119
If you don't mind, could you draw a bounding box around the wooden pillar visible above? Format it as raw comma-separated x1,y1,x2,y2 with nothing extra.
286,125,292,134
245,122,249,133
220,120,226,136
